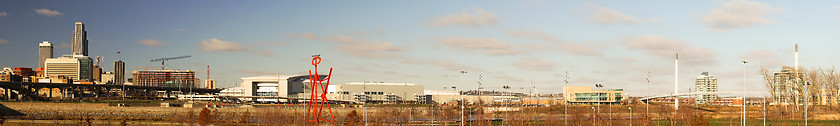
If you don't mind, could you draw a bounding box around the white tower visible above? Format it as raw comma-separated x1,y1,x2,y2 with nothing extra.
675,53,679,110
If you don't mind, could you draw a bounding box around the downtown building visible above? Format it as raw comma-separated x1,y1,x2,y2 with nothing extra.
38,41,53,68
694,72,718,104
132,70,196,88
43,55,93,81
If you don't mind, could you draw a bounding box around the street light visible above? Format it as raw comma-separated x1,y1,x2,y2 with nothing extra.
592,106,596,126
459,70,467,126
805,81,810,125
629,107,633,126
742,60,747,126
564,71,569,126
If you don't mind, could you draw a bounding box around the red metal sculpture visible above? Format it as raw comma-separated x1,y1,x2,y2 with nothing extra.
306,55,335,123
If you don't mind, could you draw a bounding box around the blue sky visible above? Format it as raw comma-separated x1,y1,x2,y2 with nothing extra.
2,0,839,97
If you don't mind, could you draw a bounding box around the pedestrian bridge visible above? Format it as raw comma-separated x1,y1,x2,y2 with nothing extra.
639,91,768,103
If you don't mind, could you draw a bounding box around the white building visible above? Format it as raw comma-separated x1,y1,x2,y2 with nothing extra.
44,57,80,80
327,82,424,103
694,72,718,104
100,71,114,84
239,74,326,102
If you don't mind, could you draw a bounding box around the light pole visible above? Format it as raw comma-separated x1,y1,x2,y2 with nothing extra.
592,106,596,126
564,71,569,126
629,107,633,126
646,70,650,117
596,83,603,120
742,60,747,126
805,82,810,126
459,70,467,126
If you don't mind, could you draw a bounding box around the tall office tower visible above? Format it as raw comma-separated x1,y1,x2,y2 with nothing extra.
114,60,125,85
71,22,88,56
694,72,718,104
38,41,53,68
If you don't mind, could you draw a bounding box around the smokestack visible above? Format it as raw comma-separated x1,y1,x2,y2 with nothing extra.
675,53,679,110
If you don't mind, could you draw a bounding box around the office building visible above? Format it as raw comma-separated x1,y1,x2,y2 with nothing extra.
327,82,424,103
563,86,623,105
114,60,124,84
205,79,216,89
694,72,718,104
71,22,88,56
92,64,101,82
194,78,201,88
12,67,34,77
100,71,114,84
44,56,80,80
38,41,53,68
132,69,196,88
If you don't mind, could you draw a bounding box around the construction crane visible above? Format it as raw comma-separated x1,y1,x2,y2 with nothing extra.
150,55,191,70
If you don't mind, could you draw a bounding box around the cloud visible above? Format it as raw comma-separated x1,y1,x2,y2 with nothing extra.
507,30,565,43
322,35,366,43
265,40,289,46
256,50,274,57
436,37,524,56
376,28,386,35
0,11,7,17
701,0,775,32
584,3,636,25
197,38,246,52
0,39,8,44
138,39,167,47
336,41,410,58
345,31,369,36
738,50,783,67
430,7,498,27
495,75,525,82
620,35,719,66
399,58,485,72
507,30,604,56
34,8,62,17
513,57,559,71
296,33,410,58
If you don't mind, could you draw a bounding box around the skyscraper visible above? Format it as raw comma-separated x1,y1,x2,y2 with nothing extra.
38,41,53,68
114,60,125,85
694,72,718,104
71,22,88,56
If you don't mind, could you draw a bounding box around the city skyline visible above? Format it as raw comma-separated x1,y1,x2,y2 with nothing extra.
3,1,840,96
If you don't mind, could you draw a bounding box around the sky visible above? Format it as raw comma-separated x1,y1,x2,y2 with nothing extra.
2,0,840,97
